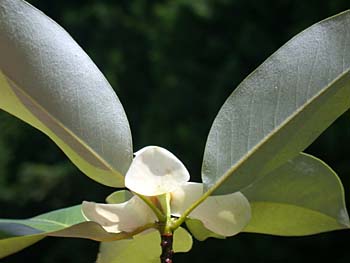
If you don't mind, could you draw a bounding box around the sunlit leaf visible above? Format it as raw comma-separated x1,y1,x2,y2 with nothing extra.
0,205,120,259
202,10,350,194
97,228,192,263
0,0,132,187
173,227,193,253
242,153,350,235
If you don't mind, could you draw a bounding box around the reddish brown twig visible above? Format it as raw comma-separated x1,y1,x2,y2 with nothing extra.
160,233,174,263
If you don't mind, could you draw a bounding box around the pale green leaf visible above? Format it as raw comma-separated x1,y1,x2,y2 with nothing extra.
97,228,192,263
202,10,350,194
173,227,193,253
97,230,161,263
0,235,44,259
0,0,132,187
0,205,84,236
106,190,133,204
0,205,121,259
186,219,224,241
242,153,350,236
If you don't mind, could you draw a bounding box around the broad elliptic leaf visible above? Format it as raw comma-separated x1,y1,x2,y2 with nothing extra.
0,0,132,187
202,10,350,194
0,205,121,258
242,153,350,236
97,228,192,263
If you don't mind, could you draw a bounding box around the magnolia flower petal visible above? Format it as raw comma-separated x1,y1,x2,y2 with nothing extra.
190,192,251,237
125,146,190,196
82,196,157,233
171,182,204,216
171,182,251,236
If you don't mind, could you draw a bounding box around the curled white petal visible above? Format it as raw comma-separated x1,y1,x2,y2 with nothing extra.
190,192,251,236
125,146,190,196
171,182,251,237
171,182,203,216
82,196,157,233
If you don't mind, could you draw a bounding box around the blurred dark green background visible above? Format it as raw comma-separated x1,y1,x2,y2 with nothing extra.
1,0,350,262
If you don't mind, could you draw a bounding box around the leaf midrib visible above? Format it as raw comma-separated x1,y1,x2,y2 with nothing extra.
28,218,69,228
207,67,350,195
5,75,119,175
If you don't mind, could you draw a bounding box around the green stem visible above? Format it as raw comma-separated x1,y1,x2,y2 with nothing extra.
135,193,166,222
108,222,158,241
163,193,172,234
160,193,174,263
172,185,217,230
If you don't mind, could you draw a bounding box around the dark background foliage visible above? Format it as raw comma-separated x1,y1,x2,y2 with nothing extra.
0,0,350,262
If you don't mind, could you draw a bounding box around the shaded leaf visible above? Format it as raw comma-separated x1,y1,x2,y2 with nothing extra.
242,153,350,235
202,10,350,194
0,0,132,187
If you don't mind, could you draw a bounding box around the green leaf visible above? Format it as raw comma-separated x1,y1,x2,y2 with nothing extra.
0,0,132,187
186,219,224,241
97,228,192,263
173,227,193,253
0,205,121,259
0,235,44,259
202,10,350,194
106,190,133,204
242,153,350,236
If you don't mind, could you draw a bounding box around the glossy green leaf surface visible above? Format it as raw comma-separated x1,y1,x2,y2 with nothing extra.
97,228,192,263
202,10,350,194
242,153,350,236
0,0,132,187
0,205,120,258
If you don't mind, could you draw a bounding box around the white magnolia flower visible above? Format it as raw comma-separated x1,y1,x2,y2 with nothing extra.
82,146,251,238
